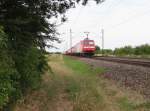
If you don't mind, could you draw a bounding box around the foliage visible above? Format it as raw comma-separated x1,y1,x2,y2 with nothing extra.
95,45,101,54
0,0,74,109
134,44,150,55
114,46,134,56
95,45,113,55
0,0,104,109
102,49,113,55
0,26,48,110
96,44,150,56
114,44,150,56
95,45,100,51
0,27,20,109
0,0,104,49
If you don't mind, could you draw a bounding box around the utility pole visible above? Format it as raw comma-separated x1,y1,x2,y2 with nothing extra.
101,28,104,56
84,32,90,39
70,29,72,53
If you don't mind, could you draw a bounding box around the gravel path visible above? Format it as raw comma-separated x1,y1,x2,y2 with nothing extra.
78,57,150,100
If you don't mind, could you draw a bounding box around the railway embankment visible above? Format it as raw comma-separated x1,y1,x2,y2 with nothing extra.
79,57,150,100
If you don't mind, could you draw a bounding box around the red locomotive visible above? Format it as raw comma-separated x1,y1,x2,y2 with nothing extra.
65,38,96,56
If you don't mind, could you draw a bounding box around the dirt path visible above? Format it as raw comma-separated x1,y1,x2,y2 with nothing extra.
48,55,73,111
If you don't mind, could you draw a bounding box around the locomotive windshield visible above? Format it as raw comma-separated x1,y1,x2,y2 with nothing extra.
89,41,94,45
84,40,94,45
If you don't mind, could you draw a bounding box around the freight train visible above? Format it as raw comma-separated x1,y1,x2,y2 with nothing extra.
65,38,96,56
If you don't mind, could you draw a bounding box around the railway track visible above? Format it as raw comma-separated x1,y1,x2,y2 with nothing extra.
92,56,150,67
79,56,150,99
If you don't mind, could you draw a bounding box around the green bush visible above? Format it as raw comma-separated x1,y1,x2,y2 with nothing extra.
114,45,150,56
114,46,134,56
0,26,48,109
134,44,150,55
95,45,113,55
0,27,20,109
15,47,47,91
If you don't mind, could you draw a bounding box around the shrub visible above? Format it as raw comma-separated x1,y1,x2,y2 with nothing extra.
0,26,20,109
0,26,48,109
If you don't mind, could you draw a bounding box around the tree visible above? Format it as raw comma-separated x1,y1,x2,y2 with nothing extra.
95,45,101,54
114,46,134,56
95,45,100,50
0,0,104,49
0,0,104,50
0,0,105,109
103,49,113,55
134,44,150,55
0,26,20,109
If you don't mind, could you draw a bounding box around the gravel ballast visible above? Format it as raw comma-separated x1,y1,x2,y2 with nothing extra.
78,57,150,99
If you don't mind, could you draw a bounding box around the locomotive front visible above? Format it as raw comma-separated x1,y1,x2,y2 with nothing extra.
82,39,96,56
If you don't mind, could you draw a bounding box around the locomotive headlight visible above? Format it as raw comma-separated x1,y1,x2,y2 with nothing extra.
84,46,95,49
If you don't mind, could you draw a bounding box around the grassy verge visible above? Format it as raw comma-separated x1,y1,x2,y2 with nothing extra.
63,56,105,76
63,56,106,111
63,55,150,111
13,54,150,111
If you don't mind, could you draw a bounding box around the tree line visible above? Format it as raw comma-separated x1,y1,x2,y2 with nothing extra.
96,44,150,57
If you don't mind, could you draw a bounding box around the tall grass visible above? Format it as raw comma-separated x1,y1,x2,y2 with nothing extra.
63,56,106,111
63,56,105,76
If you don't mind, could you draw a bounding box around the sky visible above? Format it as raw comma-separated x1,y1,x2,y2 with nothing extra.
47,0,150,52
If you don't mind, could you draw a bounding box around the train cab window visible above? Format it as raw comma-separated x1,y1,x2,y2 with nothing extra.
89,41,94,45
84,42,88,45
83,40,94,45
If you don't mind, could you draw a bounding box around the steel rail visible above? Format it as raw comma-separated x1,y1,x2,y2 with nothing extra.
92,56,150,67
